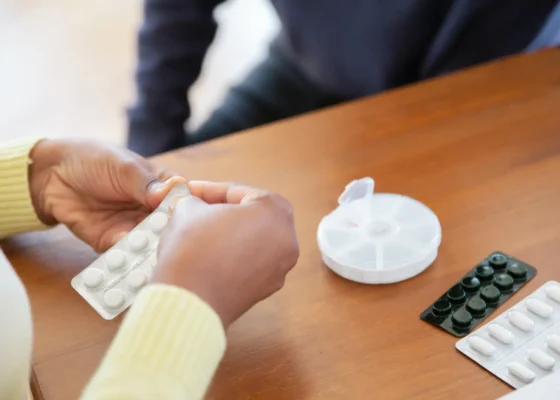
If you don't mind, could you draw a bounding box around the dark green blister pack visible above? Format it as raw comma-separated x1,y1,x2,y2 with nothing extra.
420,252,537,337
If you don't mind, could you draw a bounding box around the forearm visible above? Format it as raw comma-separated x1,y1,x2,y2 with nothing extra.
0,138,46,238
80,284,226,400
128,0,225,154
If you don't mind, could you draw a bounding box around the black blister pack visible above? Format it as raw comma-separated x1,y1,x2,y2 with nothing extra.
420,252,537,337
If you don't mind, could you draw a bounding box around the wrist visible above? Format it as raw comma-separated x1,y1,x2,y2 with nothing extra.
28,139,64,225
151,266,232,328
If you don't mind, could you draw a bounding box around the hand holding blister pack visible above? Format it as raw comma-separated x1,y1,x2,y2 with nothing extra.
71,182,191,319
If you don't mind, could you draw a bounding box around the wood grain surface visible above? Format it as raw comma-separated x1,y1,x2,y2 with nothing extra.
4,48,560,400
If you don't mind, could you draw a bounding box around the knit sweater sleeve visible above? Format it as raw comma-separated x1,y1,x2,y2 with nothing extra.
80,284,226,400
0,137,46,238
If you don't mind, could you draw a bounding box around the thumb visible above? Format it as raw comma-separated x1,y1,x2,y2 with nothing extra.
117,160,161,207
146,176,189,209
118,157,187,209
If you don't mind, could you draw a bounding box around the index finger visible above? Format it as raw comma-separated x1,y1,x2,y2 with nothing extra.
186,181,266,204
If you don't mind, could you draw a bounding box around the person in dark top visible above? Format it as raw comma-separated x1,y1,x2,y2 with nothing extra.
127,0,560,156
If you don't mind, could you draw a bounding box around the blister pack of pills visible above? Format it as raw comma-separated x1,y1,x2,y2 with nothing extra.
456,281,560,389
421,252,537,337
71,182,191,320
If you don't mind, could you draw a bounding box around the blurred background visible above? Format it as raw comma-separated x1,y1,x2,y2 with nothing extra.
0,0,279,144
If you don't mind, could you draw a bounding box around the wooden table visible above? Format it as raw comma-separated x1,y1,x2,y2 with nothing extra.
3,48,560,400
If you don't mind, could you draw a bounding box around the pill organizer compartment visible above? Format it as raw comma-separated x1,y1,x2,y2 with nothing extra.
456,281,560,389
71,182,190,320
317,177,442,284
421,252,537,337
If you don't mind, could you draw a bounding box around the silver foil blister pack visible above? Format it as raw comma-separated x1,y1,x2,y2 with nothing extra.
71,183,190,319
456,281,560,389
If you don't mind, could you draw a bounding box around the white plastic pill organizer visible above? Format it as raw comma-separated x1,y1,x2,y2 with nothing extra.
71,183,191,320
456,281,560,389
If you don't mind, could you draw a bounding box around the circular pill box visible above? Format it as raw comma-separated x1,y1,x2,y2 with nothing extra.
317,178,442,284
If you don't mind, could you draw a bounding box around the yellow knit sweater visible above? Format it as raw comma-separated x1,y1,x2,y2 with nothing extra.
0,138,226,400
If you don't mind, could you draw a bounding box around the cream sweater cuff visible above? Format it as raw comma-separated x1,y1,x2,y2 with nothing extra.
81,284,227,400
0,137,46,238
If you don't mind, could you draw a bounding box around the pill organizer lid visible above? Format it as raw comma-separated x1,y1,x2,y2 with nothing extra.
317,177,442,284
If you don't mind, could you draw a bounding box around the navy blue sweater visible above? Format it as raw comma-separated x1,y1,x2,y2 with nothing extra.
128,0,559,155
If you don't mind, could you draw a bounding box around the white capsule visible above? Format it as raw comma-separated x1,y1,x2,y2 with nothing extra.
508,311,535,332
526,298,553,318
128,269,149,291
546,285,560,303
468,336,495,356
82,268,104,289
547,334,560,354
128,231,149,252
149,212,169,233
103,289,126,309
527,348,555,370
106,249,127,271
488,323,515,344
507,362,536,383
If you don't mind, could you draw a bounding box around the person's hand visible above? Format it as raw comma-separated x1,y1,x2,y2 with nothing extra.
28,138,185,252
154,181,300,328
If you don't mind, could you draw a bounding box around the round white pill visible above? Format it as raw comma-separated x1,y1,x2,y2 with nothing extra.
546,285,560,303
507,361,535,383
82,268,104,289
527,348,555,370
547,334,560,354
128,231,149,252
106,249,127,271
468,336,495,356
103,289,126,309
508,311,534,332
488,323,515,344
526,298,553,318
149,212,169,233
128,270,149,291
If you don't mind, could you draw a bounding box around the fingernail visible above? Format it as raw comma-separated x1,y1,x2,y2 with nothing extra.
150,177,187,195
147,180,166,194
